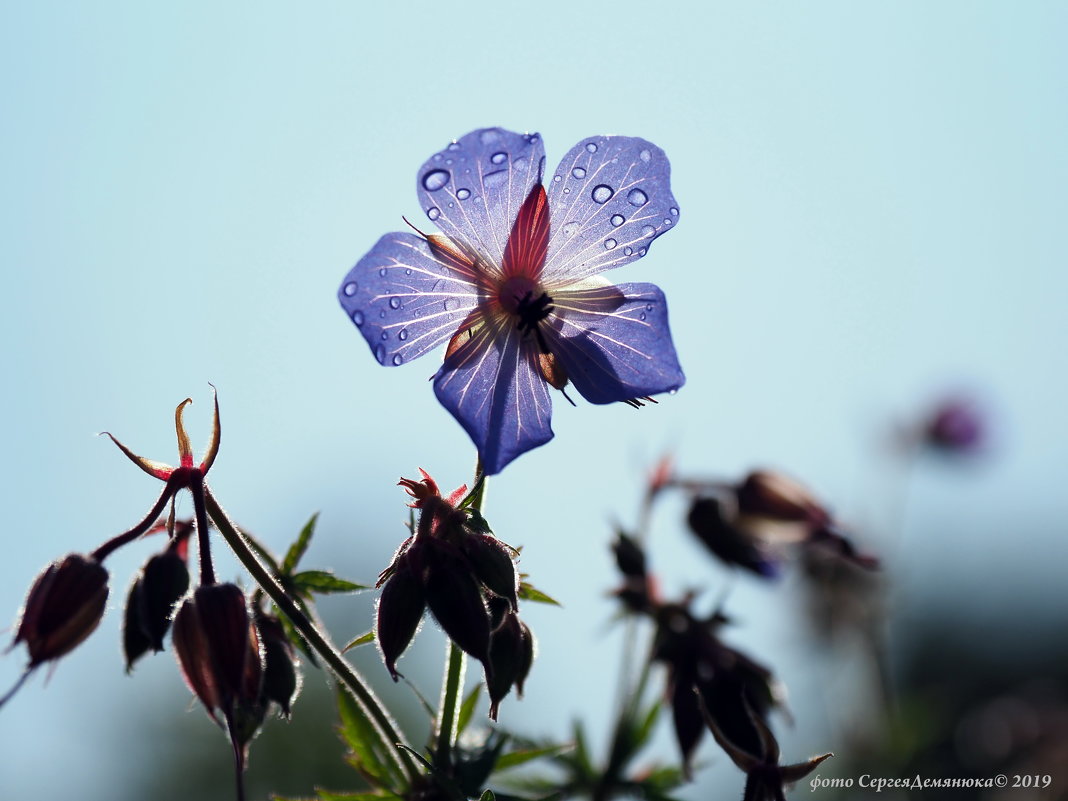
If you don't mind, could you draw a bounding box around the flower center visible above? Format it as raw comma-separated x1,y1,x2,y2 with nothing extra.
497,276,554,352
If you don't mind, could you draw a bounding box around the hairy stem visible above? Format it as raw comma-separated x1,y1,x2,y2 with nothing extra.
202,484,419,784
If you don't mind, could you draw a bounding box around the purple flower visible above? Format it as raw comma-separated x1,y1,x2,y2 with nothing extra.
339,128,685,474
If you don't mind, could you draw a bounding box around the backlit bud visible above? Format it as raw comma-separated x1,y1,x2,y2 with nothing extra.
256,613,301,717
735,471,828,528
376,559,427,680
425,556,491,666
13,554,109,668
687,497,781,578
124,545,191,670
463,532,519,610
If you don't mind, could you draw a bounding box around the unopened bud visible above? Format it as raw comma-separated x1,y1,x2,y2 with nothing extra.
463,532,519,610
14,554,109,668
256,612,301,717
425,556,491,666
376,559,426,680
735,471,828,527
687,498,780,578
612,532,647,578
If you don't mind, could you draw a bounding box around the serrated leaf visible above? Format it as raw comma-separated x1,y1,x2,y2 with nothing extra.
517,583,561,607
457,684,482,736
284,512,319,575
342,629,376,652
293,570,369,595
336,685,404,791
493,743,572,772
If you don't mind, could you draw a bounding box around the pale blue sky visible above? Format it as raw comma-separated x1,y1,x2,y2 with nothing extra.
2,2,1066,798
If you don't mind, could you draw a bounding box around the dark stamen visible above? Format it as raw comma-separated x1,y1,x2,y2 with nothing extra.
515,291,554,353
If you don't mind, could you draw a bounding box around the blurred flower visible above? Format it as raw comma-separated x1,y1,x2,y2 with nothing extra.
922,397,985,455
699,689,831,801
339,127,685,474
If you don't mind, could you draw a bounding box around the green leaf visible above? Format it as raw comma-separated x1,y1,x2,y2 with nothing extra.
292,570,369,595
465,508,493,534
457,684,482,736
336,685,404,791
517,583,561,607
493,743,572,772
342,629,376,652
478,791,495,801
634,699,661,749
283,512,319,575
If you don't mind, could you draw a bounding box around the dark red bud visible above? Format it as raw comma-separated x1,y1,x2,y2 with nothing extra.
376,562,426,680
669,670,705,779
14,554,109,668
735,470,828,527
464,532,519,610
514,619,534,696
485,613,525,720
425,559,491,666
122,578,153,671
687,498,781,578
256,612,301,717
171,584,263,723
139,549,190,650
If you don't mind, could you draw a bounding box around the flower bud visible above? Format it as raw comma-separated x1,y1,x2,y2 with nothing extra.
425,554,491,666
462,532,519,610
13,554,109,668
376,558,427,680
735,471,828,528
123,546,191,671
172,583,263,723
924,398,984,453
256,612,301,717
686,497,780,578
484,604,535,720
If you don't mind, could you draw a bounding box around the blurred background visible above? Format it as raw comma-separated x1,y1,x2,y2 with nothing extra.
2,1,1066,798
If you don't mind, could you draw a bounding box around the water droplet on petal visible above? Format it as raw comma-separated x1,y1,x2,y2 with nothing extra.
444,297,461,312
381,332,388,341
398,328,409,341
490,151,507,165
374,344,386,364
389,296,401,309
562,221,580,238
447,142,461,151
670,207,679,216
427,206,441,221
638,247,647,256
627,188,648,206
664,218,672,226
624,246,633,256
639,312,647,321
639,149,651,163
592,184,613,204
456,187,471,200
480,130,500,144
668,387,679,396
405,268,412,276
352,310,365,326
611,214,625,227
641,225,656,239
343,282,357,296
379,309,386,319
604,238,617,250
586,142,598,153
378,267,388,277
645,304,653,311
392,354,404,366
484,170,508,188
423,169,449,191
553,174,562,182
571,167,586,179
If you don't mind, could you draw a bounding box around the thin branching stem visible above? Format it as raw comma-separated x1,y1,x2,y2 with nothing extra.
91,479,179,562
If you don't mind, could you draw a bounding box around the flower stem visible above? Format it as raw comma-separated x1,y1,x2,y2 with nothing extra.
433,640,466,769
202,484,419,784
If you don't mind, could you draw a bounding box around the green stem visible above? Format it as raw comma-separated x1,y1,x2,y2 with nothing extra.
433,640,466,769
202,484,419,784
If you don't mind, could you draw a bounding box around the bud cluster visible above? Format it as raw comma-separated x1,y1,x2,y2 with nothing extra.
377,470,534,719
